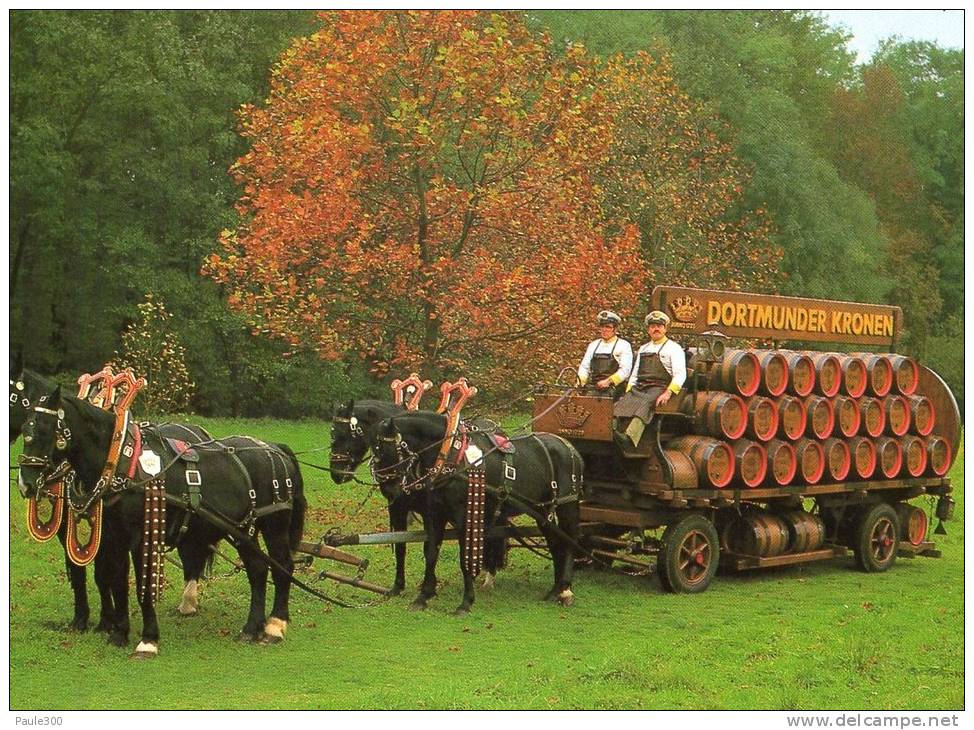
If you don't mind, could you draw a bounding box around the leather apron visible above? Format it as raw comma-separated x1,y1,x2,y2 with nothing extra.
613,351,671,423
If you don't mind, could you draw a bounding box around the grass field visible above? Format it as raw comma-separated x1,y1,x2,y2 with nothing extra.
8,416,964,710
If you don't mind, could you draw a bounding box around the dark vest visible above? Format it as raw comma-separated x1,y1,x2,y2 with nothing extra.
635,351,671,390
590,340,622,381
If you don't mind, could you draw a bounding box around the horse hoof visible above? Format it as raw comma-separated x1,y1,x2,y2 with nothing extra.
67,619,89,633
130,641,159,660
176,605,199,617
261,633,284,646
453,606,471,617
107,633,128,648
93,619,113,633
237,631,261,644
388,586,404,597
408,600,427,612
557,589,575,608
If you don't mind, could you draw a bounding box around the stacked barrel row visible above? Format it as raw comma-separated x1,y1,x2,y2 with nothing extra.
667,349,951,489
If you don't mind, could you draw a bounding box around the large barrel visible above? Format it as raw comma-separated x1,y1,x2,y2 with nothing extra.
895,503,928,546
710,349,761,397
887,354,919,396
794,438,825,484
821,437,852,482
883,394,911,437
780,351,815,397
874,436,903,479
900,435,928,478
853,353,894,397
924,435,952,477
692,391,748,440
776,395,807,441
848,436,877,480
662,450,699,488
666,436,735,489
779,510,826,553
730,512,790,557
808,352,842,397
907,395,935,436
732,439,768,488
765,439,798,486
803,395,835,440
753,350,789,397
858,396,885,438
833,396,861,438
744,396,779,442
836,354,868,398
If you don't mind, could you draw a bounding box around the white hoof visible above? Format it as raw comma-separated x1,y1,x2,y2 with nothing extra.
264,617,287,640
557,589,575,607
133,641,159,658
477,572,496,591
177,579,199,615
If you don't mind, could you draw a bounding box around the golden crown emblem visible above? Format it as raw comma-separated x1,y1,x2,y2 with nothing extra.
670,295,702,323
556,400,591,430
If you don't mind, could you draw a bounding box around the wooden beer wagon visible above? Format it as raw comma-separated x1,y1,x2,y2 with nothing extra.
531,287,959,593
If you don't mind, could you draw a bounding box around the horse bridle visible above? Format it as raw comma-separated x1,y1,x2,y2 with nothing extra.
17,404,74,496
371,433,427,494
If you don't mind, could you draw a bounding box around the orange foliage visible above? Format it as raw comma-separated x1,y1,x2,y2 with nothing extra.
206,11,778,391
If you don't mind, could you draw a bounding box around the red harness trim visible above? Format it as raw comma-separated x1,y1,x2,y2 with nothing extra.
451,423,469,466
126,423,143,479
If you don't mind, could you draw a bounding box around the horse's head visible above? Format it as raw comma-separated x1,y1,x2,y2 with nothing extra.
370,417,415,501
330,400,371,484
17,385,73,498
9,368,52,443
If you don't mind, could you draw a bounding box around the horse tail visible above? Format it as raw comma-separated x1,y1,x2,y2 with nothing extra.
275,443,307,551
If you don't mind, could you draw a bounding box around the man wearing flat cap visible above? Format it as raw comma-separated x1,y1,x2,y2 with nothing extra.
577,310,633,397
613,310,687,446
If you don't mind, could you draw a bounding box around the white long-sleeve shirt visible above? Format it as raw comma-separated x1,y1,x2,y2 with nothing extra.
577,336,634,386
627,337,686,394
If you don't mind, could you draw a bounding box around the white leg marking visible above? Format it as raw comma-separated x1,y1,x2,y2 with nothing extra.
135,641,159,655
264,617,287,639
177,579,199,615
477,572,496,590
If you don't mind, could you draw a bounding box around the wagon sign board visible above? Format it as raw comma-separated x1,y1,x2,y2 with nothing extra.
650,286,903,347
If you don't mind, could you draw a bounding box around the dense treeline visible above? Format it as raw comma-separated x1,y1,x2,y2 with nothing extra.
9,10,963,415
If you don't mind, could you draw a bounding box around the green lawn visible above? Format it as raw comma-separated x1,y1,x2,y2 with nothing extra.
9,417,964,709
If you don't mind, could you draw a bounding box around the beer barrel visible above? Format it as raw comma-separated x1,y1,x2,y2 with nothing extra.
666,436,735,489
732,439,768,488
662,450,699,488
849,436,877,480
808,352,841,397
779,510,826,553
765,439,798,486
895,503,928,546
803,395,835,440
853,353,894,397
731,512,790,557
858,397,885,438
883,394,911,437
744,396,779,442
780,351,815,397
887,354,919,396
794,438,826,484
753,350,789,397
924,435,952,477
907,395,935,436
776,395,807,441
692,391,748,440
711,349,761,397
900,435,928,478
833,396,861,438
836,354,868,398
874,436,903,479
821,437,852,482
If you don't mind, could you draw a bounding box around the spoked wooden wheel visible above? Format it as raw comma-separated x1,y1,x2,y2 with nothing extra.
659,515,719,593
853,503,900,573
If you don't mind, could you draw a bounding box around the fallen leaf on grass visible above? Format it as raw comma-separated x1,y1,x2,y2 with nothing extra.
862,602,874,611
449,646,461,652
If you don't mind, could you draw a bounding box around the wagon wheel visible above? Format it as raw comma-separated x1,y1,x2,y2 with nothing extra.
852,503,900,573
658,515,719,594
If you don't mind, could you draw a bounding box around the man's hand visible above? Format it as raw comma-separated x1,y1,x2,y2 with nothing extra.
656,390,672,407
596,378,613,389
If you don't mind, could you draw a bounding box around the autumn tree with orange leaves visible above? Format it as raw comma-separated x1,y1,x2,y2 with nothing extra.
207,10,779,391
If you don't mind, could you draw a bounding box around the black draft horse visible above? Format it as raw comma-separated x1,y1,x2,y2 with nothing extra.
18,387,307,657
330,400,506,596
10,369,214,636
371,411,583,615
